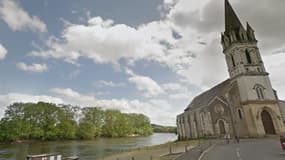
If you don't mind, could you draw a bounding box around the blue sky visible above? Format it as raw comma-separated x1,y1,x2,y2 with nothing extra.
0,0,285,125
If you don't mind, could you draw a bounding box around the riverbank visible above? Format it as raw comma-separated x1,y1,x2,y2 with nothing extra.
98,140,198,160
0,133,177,160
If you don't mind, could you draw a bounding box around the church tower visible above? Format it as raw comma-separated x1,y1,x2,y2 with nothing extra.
176,0,285,141
221,0,284,136
221,0,276,102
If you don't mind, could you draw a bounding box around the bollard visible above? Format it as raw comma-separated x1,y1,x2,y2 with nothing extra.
150,155,153,160
169,146,172,154
185,145,187,152
116,158,119,160
131,156,134,160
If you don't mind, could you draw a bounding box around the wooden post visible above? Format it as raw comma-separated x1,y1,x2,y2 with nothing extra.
131,156,134,160
169,146,172,154
150,155,153,160
185,145,187,152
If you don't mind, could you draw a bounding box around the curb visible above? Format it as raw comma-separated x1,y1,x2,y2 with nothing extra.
198,144,216,160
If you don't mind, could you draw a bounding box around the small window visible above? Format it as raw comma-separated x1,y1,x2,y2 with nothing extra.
254,84,265,100
246,49,252,64
256,88,264,99
231,55,236,67
238,109,243,119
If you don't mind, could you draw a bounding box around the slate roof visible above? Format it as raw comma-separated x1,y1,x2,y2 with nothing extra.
185,79,231,111
225,0,244,34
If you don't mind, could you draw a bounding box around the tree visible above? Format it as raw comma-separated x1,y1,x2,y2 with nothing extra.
77,107,104,139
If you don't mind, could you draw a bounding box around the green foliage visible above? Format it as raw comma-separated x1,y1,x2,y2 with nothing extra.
151,124,177,133
0,102,153,142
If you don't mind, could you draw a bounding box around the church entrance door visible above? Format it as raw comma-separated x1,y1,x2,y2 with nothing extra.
261,110,276,135
219,120,226,135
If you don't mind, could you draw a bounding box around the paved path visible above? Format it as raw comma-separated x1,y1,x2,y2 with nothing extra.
99,142,194,160
176,140,213,160
201,138,285,160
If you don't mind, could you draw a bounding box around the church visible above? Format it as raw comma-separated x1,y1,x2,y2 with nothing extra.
177,0,285,139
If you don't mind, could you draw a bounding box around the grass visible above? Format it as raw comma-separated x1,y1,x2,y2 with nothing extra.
97,139,199,160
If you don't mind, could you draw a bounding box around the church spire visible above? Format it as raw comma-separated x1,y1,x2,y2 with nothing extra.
225,0,244,33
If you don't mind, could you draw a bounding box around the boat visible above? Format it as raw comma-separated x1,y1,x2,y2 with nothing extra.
26,153,79,160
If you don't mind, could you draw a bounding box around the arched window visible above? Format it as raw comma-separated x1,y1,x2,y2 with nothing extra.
246,49,252,64
253,84,265,99
238,109,243,119
231,55,236,67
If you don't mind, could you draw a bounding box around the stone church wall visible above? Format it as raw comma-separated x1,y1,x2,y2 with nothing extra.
237,76,276,102
242,103,285,137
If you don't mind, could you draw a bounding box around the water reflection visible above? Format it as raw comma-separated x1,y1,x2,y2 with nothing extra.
0,133,177,160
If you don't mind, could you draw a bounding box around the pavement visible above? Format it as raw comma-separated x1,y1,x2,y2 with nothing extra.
99,141,195,160
175,140,213,160
201,138,285,160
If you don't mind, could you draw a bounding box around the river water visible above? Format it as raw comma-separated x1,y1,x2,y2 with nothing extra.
0,133,177,160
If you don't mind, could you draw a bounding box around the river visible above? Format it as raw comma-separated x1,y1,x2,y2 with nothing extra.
0,133,177,160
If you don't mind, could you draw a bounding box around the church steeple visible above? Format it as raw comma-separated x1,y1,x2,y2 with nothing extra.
221,0,256,51
225,0,244,34
221,0,266,79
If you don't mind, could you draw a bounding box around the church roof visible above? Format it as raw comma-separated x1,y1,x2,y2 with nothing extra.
225,0,244,33
185,79,231,111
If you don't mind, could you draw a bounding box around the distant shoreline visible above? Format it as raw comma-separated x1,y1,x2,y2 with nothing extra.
0,132,176,145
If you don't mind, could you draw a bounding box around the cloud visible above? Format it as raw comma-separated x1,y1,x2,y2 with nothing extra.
264,53,285,99
126,68,165,97
93,80,125,88
0,0,47,32
50,87,97,105
49,87,177,125
29,17,169,65
169,93,189,99
27,5,226,90
0,43,7,60
162,83,184,91
16,62,48,73
50,88,81,98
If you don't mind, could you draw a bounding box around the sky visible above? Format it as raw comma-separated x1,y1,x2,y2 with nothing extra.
0,0,285,126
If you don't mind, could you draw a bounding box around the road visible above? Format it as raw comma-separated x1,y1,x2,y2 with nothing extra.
201,138,285,160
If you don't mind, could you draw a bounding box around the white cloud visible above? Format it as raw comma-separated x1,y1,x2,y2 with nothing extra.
16,62,48,73
169,93,189,99
50,87,96,106
49,87,177,125
94,80,125,88
0,43,7,60
29,17,175,65
126,68,165,97
50,88,81,98
162,83,184,91
27,6,226,90
264,53,285,99
0,0,47,32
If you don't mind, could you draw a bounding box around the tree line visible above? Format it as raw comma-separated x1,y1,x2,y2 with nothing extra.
151,124,176,133
0,102,153,142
